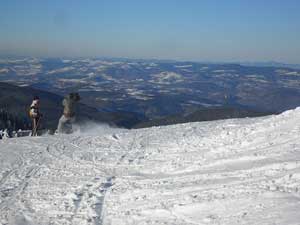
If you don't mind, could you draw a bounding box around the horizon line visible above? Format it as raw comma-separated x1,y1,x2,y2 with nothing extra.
0,54,299,67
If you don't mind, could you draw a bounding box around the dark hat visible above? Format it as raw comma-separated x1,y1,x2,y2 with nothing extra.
69,92,80,101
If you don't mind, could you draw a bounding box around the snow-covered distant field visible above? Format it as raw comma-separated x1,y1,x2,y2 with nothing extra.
1,109,300,225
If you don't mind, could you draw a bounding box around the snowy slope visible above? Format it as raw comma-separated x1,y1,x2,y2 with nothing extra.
1,109,300,225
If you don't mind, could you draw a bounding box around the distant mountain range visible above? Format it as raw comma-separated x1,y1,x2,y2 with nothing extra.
1,57,300,129
0,82,273,131
238,61,300,70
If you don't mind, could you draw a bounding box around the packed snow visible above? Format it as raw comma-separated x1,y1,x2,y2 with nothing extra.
1,108,300,225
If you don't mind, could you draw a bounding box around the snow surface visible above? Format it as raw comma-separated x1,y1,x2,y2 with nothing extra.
1,109,300,225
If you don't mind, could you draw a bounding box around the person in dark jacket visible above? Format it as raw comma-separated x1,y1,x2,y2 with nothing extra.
57,93,80,133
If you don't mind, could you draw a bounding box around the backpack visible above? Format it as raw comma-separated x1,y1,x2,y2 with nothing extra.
29,105,38,118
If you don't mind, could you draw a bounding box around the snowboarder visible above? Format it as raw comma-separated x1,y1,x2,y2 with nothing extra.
29,96,42,136
57,93,80,134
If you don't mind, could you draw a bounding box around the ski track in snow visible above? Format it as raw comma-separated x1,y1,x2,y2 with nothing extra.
1,109,300,224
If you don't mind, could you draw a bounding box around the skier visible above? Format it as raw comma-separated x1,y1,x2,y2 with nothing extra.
29,96,42,136
57,93,80,134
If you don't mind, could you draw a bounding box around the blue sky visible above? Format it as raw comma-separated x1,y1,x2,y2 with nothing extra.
0,0,299,63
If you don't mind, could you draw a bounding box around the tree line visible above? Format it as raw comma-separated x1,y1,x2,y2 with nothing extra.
0,109,31,131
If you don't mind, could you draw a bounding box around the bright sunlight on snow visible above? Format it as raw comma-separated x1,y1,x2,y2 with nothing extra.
1,109,300,225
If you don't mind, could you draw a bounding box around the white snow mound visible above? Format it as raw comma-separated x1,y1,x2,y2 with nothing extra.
1,108,300,225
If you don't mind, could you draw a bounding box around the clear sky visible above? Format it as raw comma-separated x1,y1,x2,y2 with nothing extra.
0,0,299,63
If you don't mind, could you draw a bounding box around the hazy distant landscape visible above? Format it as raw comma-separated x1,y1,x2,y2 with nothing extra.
1,57,300,125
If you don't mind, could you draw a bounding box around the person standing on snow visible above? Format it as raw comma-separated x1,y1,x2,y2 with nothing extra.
57,93,80,134
29,96,42,136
